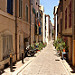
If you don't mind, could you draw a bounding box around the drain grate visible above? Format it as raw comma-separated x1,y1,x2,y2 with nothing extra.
55,59,60,61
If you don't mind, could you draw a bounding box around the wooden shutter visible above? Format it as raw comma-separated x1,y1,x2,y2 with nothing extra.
26,5,28,21
65,8,67,29
69,2,72,28
19,0,22,18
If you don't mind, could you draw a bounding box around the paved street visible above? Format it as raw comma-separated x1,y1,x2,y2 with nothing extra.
18,41,69,75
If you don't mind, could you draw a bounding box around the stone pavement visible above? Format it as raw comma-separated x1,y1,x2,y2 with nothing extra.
2,50,41,75
18,41,69,75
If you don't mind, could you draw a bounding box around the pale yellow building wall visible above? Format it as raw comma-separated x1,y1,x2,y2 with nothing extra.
16,0,30,60
62,0,72,35
62,0,73,64
0,12,16,69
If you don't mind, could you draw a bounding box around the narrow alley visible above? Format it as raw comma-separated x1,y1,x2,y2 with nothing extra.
18,41,69,75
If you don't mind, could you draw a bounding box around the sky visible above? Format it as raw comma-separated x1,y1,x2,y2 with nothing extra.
40,0,59,24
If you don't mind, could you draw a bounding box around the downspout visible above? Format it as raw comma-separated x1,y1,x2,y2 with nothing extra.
15,0,17,61
30,0,31,46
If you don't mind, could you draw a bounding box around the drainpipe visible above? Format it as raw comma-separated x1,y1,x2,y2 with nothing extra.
30,0,31,46
15,0,17,61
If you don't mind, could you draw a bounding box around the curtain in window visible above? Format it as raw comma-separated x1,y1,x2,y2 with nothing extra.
3,35,13,59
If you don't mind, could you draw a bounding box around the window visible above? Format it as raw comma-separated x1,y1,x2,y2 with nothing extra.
7,0,13,15
65,8,67,29
19,0,22,18
69,2,72,28
3,35,13,59
26,5,28,22
36,2,37,5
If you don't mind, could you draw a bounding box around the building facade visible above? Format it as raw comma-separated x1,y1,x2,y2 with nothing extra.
34,0,40,43
49,20,53,41
62,0,72,64
16,0,30,60
0,0,31,69
53,6,58,40
0,0,16,69
57,0,75,66
45,15,50,44
39,5,44,42
43,13,46,43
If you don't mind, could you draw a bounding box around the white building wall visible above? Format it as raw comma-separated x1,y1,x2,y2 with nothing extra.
43,13,46,43
55,14,57,40
46,17,49,44
50,23,52,40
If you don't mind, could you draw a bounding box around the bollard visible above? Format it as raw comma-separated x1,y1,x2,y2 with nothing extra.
10,53,13,72
0,70,1,75
0,65,1,74
22,50,24,64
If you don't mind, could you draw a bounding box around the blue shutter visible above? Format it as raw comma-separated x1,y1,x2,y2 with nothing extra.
7,0,11,13
39,27,41,35
7,0,13,15
11,0,13,15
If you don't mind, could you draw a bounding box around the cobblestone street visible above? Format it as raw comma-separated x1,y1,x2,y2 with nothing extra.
18,41,69,75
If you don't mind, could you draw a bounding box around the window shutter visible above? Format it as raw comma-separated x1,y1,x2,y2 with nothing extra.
69,2,71,28
65,8,67,29
19,0,22,18
21,0,22,17
27,6,28,21
7,0,13,15
11,0,13,15
39,27,41,35
26,5,28,21
7,0,11,13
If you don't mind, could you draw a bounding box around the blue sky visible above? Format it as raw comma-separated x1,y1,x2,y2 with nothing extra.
40,0,59,24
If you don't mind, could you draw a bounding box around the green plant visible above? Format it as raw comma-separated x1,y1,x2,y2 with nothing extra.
31,45,34,50
54,38,65,51
54,40,58,48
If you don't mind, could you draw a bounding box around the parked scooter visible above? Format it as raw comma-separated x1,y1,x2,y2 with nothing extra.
25,45,37,57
